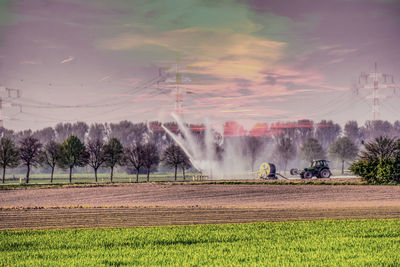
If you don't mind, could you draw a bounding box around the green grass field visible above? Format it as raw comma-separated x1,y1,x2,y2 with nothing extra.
1,219,400,266
1,172,201,185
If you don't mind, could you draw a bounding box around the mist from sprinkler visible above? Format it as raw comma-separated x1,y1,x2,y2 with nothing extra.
162,113,253,179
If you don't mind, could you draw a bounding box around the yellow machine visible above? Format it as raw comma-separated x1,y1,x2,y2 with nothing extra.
258,162,277,179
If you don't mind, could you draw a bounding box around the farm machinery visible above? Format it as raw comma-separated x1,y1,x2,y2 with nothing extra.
258,160,332,180
258,162,288,180
290,159,332,179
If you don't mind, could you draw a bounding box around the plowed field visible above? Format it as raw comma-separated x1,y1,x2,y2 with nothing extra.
1,183,400,229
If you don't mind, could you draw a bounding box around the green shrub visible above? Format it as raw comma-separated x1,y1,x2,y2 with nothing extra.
350,137,400,184
350,160,378,183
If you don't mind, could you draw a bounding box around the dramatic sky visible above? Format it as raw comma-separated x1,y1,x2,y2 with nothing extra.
0,0,399,130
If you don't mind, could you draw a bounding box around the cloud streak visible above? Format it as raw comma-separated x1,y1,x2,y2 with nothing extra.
60,56,75,64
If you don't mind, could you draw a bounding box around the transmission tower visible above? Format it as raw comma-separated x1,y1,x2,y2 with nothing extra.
174,61,184,116
353,63,399,121
0,86,22,128
157,58,192,118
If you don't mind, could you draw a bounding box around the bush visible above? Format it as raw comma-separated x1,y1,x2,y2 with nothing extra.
350,160,378,183
350,137,400,184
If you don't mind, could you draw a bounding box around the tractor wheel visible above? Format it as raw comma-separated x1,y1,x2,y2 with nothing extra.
319,169,331,178
304,171,313,179
290,168,298,175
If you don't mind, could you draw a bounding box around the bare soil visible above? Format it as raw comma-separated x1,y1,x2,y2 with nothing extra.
1,183,400,230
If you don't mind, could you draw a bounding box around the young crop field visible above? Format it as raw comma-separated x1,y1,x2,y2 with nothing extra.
1,219,400,266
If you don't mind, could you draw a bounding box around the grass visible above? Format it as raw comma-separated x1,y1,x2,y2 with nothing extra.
0,172,200,186
1,219,400,266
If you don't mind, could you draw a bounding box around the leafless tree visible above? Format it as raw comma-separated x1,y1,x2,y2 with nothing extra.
55,123,73,143
273,136,296,173
14,130,32,143
40,140,62,183
71,121,89,142
124,143,145,182
87,139,105,182
19,136,42,183
315,120,341,150
132,122,148,144
360,120,393,140
88,123,106,142
0,137,20,183
344,120,361,146
142,143,159,182
33,127,56,145
300,138,325,164
244,136,264,171
107,120,136,147
0,127,14,138
162,144,190,180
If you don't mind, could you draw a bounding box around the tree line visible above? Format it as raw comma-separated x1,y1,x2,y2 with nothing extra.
1,118,399,182
269,119,400,174
0,121,191,183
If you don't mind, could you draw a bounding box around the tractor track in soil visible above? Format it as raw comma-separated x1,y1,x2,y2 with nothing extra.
1,182,400,230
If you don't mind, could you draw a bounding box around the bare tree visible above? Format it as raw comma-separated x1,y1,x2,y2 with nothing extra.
273,136,296,173
148,121,169,149
179,155,191,180
71,121,89,142
142,143,159,182
40,140,61,183
19,136,42,184
87,139,105,182
300,138,325,164
360,120,393,140
124,143,145,182
0,137,20,183
132,122,148,144
107,121,136,147
344,120,361,146
0,127,14,138
103,138,124,182
88,123,106,142
295,120,314,145
55,123,73,143
162,144,190,181
14,130,32,143
315,120,341,150
33,127,56,145
244,136,264,171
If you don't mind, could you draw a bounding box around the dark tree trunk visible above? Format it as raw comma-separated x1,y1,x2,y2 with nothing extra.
110,167,114,183
2,167,5,183
147,169,150,182
50,167,54,183
94,168,98,182
69,167,73,183
342,160,345,174
26,164,30,184
136,169,139,183
182,167,186,180
174,165,177,181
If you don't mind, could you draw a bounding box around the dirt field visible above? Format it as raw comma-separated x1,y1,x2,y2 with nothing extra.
1,183,400,229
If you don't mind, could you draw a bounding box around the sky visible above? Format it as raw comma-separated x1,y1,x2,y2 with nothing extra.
0,0,399,131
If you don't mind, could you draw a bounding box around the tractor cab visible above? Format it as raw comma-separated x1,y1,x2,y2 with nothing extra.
311,160,329,168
